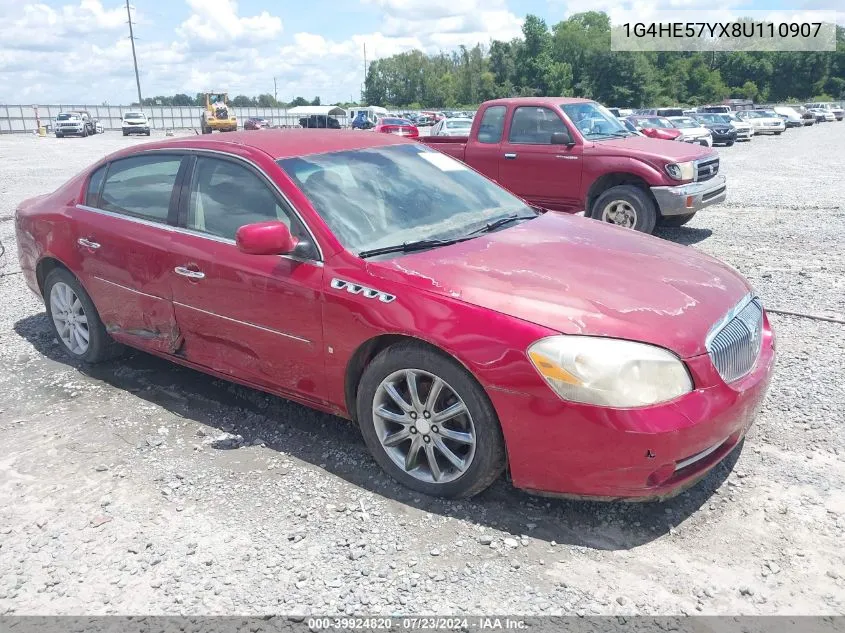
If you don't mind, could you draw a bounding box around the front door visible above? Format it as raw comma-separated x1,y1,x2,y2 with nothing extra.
168,154,326,402
74,153,186,353
496,105,583,212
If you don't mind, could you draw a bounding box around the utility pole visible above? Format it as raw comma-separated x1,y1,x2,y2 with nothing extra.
363,43,367,98
273,77,277,102
126,0,143,107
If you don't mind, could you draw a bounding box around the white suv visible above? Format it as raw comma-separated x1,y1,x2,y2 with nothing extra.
122,112,150,136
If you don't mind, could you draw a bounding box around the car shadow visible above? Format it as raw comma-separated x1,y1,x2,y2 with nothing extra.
14,312,737,552
654,226,713,245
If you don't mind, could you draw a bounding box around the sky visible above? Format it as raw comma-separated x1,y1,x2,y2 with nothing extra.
0,0,840,106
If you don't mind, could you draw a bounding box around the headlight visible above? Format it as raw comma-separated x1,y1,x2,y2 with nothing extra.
527,335,693,408
665,161,695,181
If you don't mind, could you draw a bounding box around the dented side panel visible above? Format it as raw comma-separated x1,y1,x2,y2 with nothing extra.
74,207,180,354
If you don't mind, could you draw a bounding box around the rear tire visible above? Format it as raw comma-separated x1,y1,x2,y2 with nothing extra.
356,342,506,499
659,212,696,227
591,185,657,234
43,268,122,364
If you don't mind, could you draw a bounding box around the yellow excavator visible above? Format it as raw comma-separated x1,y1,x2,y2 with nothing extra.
199,92,238,133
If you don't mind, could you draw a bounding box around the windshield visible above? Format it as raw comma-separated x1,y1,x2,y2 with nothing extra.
446,119,472,128
669,117,698,128
561,102,627,139
744,111,768,119
124,112,144,118
57,113,79,120
636,117,673,129
697,114,730,124
278,144,535,255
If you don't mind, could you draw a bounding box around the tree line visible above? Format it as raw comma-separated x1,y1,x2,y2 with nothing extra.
363,12,845,109
132,94,327,108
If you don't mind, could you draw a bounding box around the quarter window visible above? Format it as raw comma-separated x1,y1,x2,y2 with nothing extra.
86,165,107,208
508,107,567,144
99,155,182,223
476,106,506,144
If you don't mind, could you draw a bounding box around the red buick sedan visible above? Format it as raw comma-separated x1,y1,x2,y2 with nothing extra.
15,130,774,500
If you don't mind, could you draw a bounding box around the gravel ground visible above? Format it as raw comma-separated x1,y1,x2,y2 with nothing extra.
0,126,844,617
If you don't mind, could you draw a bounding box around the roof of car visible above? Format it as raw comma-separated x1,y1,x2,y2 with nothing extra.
480,97,593,107
112,129,411,161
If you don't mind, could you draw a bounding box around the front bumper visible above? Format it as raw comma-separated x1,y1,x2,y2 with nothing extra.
490,317,775,500
711,130,737,143
752,123,785,133
57,125,83,134
123,125,149,133
650,174,727,217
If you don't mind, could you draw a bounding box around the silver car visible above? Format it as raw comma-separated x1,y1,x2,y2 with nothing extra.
431,118,473,137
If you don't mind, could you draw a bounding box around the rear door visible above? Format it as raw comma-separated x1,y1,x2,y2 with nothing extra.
496,105,583,211
74,153,186,353
167,154,326,401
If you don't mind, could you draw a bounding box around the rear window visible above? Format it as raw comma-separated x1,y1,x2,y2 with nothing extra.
98,155,182,223
381,118,410,126
476,106,506,144
446,120,472,128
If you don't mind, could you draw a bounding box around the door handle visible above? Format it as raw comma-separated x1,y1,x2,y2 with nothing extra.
174,266,205,280
77,238,101,249
504,153,518,160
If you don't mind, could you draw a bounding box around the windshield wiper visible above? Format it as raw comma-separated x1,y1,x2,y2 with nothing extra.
358,237,473,259
466,212,538,236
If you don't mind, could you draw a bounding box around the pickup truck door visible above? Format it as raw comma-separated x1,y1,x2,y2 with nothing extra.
464,104,508,183
496,105,583,212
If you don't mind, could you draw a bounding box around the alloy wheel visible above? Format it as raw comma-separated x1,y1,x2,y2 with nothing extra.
372,369,476,484
50,281,90,355
601,200,638,228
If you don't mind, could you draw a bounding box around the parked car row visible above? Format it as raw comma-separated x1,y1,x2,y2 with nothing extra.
15,105,774,501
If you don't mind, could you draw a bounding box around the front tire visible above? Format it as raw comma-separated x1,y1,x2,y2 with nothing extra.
775,131,783,135
356,343,506,499
591,184,657,234
43,268,121,364
725,141,734,146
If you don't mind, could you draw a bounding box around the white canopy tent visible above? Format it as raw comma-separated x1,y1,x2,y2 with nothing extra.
286,106,347,117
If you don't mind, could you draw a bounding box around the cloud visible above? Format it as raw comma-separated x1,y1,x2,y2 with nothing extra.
177,0,282,44
0,0,524,105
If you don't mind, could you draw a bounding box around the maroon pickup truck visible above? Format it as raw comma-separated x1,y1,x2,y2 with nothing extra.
419,97,726,233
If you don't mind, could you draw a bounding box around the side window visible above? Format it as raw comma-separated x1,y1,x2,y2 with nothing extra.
99,155,182,223
477,106,506,144
187,157,315,256
86,165,107,208
508,107,567,144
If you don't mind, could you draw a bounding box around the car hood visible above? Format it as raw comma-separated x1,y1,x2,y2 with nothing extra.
589,135,711,162
367,213,751,359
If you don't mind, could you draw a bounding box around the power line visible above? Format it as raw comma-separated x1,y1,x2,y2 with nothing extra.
126,0,143,106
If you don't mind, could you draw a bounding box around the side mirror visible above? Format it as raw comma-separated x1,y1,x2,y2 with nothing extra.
236,221,299,256
551,131,574,146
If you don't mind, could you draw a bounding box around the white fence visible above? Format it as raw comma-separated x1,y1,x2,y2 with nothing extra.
0,104,349,134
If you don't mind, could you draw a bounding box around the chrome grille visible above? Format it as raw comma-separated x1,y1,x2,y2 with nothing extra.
696,157,719,182
706,297,764,383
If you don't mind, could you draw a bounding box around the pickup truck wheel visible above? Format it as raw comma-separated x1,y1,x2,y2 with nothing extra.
356,343,506,499
592,185,657,234
659,212,696,227
44,269,122,364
